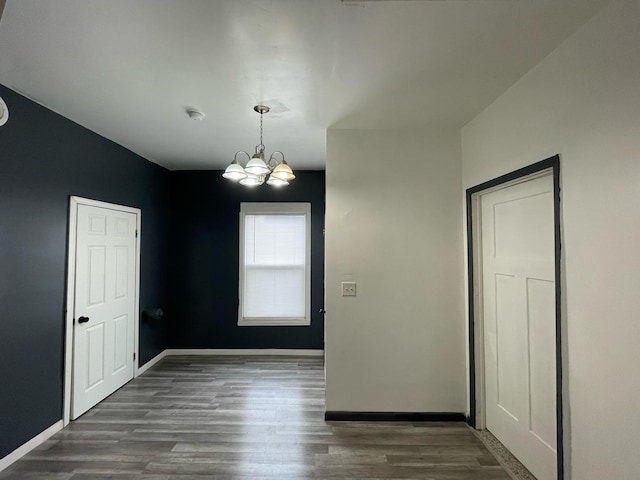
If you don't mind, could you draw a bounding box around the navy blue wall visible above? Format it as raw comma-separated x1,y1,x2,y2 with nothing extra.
167,170,325,349
0,85,171,458
0,84,325,461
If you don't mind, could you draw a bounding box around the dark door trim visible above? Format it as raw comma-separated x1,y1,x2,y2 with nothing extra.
465,155,563,479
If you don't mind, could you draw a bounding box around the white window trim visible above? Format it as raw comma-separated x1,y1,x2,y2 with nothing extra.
238,202,312,327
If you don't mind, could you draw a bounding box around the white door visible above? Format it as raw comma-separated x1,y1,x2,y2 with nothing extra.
480,173,557,480
72,204,137,419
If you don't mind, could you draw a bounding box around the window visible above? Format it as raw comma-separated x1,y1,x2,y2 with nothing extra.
239,203,311,326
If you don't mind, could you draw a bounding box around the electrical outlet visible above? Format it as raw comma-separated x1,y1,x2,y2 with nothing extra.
341,281,357,296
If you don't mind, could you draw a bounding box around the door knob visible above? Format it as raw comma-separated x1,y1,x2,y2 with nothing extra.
78,316,90,324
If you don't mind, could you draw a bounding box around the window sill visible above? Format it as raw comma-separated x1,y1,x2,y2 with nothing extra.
238,318,310,327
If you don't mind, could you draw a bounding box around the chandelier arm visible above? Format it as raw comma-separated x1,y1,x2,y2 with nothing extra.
234,151,252,164
269,151,286,162
266,151,284,170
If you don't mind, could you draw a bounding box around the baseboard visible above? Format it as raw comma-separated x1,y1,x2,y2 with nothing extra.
136,349,168,376
324,411,466,422
0,420,63,472
164,348,324,357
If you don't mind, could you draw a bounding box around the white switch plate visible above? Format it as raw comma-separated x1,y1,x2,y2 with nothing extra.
341,281,357,296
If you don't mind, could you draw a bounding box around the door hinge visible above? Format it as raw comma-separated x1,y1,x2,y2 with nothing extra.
135,229,138,238
133,352,136,361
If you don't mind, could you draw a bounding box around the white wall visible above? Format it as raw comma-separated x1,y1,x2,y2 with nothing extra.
325,128,466,412
462,1,640,478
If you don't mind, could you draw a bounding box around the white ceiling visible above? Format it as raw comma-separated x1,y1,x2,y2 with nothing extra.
0,0,608,170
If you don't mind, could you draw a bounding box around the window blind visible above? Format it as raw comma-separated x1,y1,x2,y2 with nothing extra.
242,214,306,318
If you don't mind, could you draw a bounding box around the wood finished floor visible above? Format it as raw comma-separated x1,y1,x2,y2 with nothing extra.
1,356,512,479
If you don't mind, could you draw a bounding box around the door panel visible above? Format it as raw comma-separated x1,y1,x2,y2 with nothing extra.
527,278,557,450
86,323,105,389
87,246,106,306
495,272,525,421
493,191,554,261
113,314,128,372
481,173,556,480
114,246,129,299
72,204,136,419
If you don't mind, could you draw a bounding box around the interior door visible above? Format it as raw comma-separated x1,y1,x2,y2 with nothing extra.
72,204,137,419
480,172,557,480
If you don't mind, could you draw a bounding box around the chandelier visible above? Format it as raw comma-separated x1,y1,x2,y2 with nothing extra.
222,105,295,187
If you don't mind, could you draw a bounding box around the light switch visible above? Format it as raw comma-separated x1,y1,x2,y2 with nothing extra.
341,281,357,296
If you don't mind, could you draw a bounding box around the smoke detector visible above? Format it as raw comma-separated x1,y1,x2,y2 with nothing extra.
0,97,8,126
186,108,205,121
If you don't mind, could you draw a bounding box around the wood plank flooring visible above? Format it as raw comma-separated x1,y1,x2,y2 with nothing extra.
0,355,511,479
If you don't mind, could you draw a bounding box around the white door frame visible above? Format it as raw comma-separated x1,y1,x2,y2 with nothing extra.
63,196,141,426
466,156,564,478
